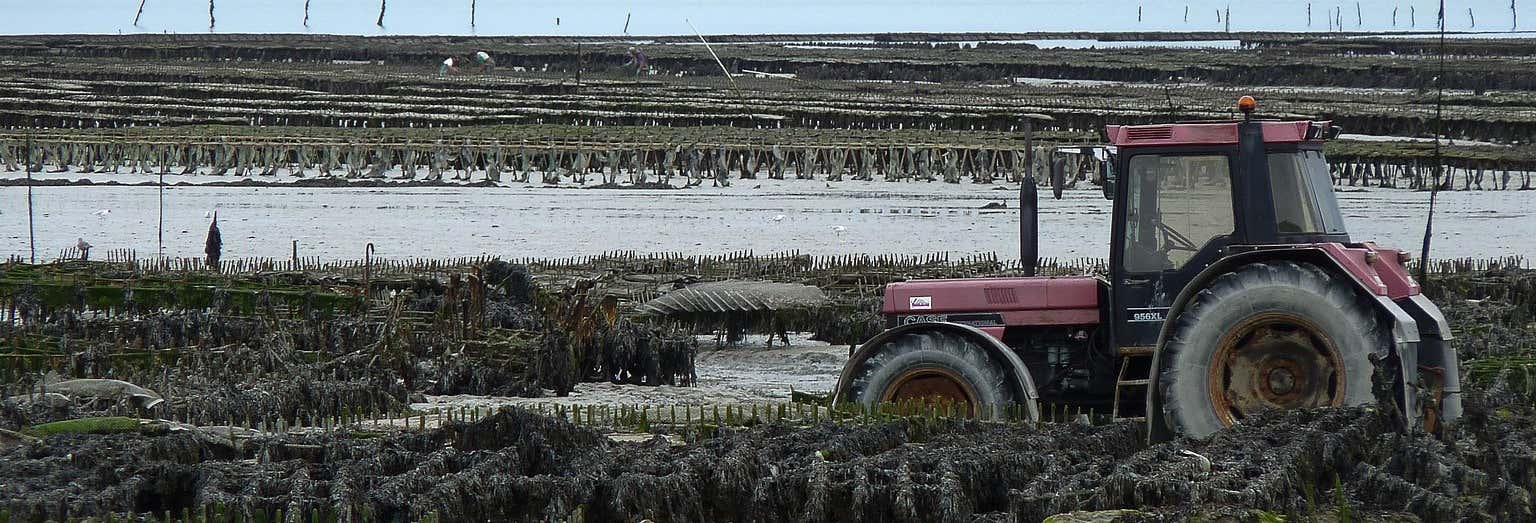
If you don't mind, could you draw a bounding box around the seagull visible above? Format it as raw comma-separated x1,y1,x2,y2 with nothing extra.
76,238,92,251
773,214,786,222
92,209,111,217
832,225,847,235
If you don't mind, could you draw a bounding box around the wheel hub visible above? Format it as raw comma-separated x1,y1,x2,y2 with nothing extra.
1209,313,1345,426
1267,367,1296,396
881,366,978,415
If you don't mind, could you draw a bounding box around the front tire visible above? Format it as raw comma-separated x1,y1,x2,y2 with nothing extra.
837,330,1020,418
1159,261,1382,438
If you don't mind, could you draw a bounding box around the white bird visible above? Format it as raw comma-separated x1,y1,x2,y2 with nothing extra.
92,209,111,217
832,225,847,235
773,214,786,222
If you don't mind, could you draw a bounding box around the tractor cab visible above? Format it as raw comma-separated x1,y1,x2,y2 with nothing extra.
1103,101,1347,350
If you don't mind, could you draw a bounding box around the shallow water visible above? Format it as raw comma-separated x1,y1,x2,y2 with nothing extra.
1,177,1529,263
415,334,849,414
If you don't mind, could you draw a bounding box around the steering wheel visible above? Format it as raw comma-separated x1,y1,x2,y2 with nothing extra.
1158,222,1200,252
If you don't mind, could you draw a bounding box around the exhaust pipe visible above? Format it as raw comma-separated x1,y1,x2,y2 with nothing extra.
1021,174,1038,277
1020,119,1038,277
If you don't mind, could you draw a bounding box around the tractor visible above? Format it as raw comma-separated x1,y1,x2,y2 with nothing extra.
832,97,1462,440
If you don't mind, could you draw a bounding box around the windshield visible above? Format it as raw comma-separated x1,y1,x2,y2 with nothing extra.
1267,150,1346,235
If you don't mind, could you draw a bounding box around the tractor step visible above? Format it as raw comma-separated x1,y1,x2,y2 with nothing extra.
1112,348,1156,421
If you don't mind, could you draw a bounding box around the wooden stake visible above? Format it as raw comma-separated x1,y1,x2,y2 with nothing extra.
25,132,34,263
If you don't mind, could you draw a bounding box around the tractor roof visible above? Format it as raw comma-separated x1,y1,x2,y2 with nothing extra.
1104,120,1330,148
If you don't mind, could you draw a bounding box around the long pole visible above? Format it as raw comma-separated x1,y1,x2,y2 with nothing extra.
1419,0,1446,284
158,168,165,257
25,132,35,263
686,19,745,100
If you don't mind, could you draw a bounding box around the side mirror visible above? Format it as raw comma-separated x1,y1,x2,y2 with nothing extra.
1101,156,1118,200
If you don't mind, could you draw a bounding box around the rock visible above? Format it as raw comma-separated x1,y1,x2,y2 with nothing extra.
607,433,684,446
44,379,163,409
1043,510,1146,523
3,392,73,409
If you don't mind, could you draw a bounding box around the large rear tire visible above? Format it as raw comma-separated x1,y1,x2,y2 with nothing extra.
1159,261,1381,438
838,330,1020,419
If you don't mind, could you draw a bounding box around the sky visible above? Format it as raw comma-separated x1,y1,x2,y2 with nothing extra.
0,1,1527,36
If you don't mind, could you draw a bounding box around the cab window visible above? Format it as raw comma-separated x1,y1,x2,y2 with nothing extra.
1123,154,1235,273
1268,150,1346,234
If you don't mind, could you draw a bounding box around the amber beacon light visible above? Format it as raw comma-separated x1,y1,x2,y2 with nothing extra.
1238,95,1257,117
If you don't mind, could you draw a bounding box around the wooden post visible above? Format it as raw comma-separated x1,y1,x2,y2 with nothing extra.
25,132,34,263
158,161,164,257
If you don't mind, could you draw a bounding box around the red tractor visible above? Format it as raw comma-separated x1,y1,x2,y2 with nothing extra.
832,98,1461,439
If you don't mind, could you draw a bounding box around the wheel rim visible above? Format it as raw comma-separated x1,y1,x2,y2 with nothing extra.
880,366,979,415
1208,312,1346,426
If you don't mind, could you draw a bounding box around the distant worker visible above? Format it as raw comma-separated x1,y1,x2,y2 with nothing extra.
205,212,222,271
439,56,460,75
471,50,495,73
623,46,648,76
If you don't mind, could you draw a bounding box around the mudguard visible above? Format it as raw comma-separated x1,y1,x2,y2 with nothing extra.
1399,294,1463,428
1145,246,1434,442
832,322,1040,421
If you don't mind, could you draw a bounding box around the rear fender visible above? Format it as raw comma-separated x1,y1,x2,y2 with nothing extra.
1145,248,1425,442
1398,294,1463,428
833,322,1040,421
